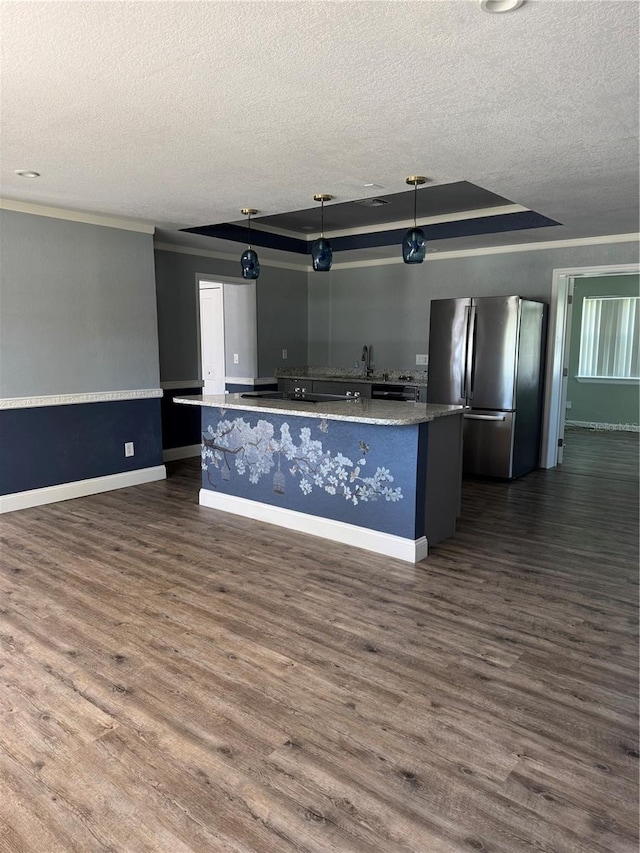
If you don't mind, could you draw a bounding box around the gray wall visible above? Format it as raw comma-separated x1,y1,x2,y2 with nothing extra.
154,247,308,382
308,241,640,372
0,209,159,397
256,267,308,378
222,280,257,379
567,274,639,425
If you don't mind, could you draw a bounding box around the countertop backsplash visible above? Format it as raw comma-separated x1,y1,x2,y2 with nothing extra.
276,366,428,386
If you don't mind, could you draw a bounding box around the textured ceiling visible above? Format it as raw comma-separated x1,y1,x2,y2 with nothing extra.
1,0,638,257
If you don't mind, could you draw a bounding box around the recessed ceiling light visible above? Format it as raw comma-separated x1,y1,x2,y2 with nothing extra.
480,0,524,12
364,183,383,189
302,225,315,232
14,170,40,178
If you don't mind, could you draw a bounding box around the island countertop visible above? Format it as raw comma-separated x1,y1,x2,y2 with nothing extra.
173,394,464,426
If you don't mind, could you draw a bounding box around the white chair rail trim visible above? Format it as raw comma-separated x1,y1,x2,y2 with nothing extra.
0,388,163,410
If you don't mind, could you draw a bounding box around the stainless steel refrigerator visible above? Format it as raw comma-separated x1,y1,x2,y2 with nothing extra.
428,296,546,479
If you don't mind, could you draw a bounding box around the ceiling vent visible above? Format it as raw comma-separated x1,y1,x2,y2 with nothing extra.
355,197,390,208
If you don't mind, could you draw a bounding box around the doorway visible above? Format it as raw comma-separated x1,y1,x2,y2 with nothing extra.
199,282,225,395
541,263,640,468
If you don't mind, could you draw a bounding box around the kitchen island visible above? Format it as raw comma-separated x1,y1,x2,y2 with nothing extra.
174,394,464,563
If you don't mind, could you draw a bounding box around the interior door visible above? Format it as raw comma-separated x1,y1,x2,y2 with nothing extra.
199,284,226,395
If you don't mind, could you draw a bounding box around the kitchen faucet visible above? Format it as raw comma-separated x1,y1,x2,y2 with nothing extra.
361,345,373,377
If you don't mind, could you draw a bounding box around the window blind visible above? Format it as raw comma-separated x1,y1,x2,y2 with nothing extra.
578,296,639,379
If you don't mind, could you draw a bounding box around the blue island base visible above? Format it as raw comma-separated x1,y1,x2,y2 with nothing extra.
197,405,462,564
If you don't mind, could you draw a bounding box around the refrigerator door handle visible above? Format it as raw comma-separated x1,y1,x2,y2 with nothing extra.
464,413,507,422
462,305,471,399
466,305,477,401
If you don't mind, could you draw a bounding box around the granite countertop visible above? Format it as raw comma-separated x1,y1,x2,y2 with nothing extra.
276,367,428,387
174,394,463,426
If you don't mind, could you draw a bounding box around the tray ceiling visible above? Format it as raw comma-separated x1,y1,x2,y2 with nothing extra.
1,1,638,257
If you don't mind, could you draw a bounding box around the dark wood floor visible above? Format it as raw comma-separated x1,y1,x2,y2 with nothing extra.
1,427,638,852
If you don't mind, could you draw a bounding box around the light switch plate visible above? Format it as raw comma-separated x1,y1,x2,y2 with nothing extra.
282,348,288,359
416,354,428,365
124,441,134,457
233,353,239,364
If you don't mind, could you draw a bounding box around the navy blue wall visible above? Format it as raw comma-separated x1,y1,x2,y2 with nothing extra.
1,399,162,496
225,383,277,393
201,406,420,538
161,389,202,450
414,422,429,540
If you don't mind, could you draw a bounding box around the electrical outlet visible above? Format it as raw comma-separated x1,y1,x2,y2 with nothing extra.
124,441,134,457
233,353,239,364
566,400,572,409
416,354,428,366
282,348,288,359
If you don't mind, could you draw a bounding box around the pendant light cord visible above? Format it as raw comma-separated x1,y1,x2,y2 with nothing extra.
413,181,418,228
320,199,325,238
247,211,252,250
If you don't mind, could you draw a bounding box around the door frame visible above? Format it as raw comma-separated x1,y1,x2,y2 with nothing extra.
197,273,259,390
540,262,640,468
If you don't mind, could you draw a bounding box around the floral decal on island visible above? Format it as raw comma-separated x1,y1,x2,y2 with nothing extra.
202,417,403,505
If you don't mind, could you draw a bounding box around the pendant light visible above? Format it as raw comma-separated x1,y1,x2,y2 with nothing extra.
402,176,427,264
240,208,260,280
311,193,333,272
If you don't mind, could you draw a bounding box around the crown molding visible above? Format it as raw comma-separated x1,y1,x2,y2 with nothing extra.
154,241,309,271
0,198,156,233
312,203,530,241
329,233,640,269
157,232,638,271
249,221,306,240
214,203,530,242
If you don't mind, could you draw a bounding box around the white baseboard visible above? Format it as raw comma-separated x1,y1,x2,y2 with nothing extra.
566,420,639,433
0,465,167,514
163,444,201,462
199,489,429,564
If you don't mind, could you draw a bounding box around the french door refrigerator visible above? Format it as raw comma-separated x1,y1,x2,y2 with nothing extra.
428,296,546,479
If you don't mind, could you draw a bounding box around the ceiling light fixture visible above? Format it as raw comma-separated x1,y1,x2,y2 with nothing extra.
402,176,427,265
14,170,40,178
240,208,260,280
311,194,333,272
480,0,524,12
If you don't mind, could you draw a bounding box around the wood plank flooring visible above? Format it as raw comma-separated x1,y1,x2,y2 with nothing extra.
0,427,638,852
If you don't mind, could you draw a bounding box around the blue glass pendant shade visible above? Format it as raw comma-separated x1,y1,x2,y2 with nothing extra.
402,227,426,264
241,248,260,280
311,237,333,272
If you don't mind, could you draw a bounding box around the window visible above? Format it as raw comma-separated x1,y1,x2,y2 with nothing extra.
578,296,639,380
